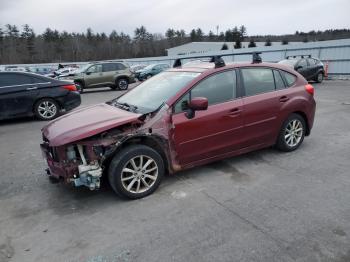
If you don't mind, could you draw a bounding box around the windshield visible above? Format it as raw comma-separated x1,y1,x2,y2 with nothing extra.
143,64,155,70
115,71,200,113
75,64,91,73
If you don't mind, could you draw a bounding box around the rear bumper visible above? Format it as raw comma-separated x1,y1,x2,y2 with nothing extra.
57,91,81,112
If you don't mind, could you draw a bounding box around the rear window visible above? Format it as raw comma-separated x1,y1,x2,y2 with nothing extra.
281,71,297,86
279,59,298,67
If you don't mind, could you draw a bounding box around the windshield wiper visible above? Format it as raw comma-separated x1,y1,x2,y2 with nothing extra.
113,101,138,112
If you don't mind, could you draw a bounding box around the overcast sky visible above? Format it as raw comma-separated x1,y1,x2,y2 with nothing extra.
1,0,349,36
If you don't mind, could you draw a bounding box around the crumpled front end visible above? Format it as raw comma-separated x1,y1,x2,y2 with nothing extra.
41,138,105,190
40,104,181,191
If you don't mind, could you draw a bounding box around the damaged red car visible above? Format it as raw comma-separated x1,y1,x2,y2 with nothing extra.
41,57,316,199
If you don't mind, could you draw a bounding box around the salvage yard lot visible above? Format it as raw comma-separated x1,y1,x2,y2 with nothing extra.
0,81,350,262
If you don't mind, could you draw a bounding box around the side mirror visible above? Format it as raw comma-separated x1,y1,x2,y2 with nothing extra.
185,97,208,119
189,97,208,111
86,71,92,75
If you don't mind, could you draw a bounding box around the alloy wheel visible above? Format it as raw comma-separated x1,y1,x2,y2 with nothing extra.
118,79,128,90
284,119,303,147
121,155,158,194
37,100,57,119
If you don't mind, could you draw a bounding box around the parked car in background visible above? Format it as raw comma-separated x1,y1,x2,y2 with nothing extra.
4,66,29,72
59,62,135,92
130,64,146,73
278,56,325,83
40,57,316,199
135,63,170,81
45,67,78,78
0,72,81,121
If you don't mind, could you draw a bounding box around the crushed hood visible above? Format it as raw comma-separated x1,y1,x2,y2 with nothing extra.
42,103,142,146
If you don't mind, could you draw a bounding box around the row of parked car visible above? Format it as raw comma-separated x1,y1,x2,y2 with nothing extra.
0,55,324,122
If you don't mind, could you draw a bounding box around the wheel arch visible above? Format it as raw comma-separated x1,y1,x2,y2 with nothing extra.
114,75,130,83
292,111,310,136
32,96,61,114
103,134,171,175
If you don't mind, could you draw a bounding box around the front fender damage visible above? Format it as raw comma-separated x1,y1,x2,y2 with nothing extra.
41,105,181,190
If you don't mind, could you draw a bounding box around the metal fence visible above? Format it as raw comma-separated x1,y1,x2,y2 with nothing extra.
1,39,350,77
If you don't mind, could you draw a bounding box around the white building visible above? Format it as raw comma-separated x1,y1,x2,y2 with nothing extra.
167,41,301,56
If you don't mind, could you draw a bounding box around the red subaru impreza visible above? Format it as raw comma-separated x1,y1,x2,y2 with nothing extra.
41,57,316,199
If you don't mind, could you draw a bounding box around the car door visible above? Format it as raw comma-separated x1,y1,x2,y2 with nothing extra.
239,67,281,148
84,64,103,87
102,63,118,85
296,58,309,79
0,73,40,119
307,58,318,78
172,70,244,165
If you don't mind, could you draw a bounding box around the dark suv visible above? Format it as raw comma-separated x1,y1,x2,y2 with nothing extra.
60,62,135,92
41,56,316,199
278,56,324,83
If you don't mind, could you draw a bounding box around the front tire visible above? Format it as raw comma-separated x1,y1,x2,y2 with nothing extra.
75,82,84,93
108,145,164,199
276,114,306,152
34,98,59,121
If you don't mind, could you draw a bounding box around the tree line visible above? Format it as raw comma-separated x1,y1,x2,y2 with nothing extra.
0,24,349,64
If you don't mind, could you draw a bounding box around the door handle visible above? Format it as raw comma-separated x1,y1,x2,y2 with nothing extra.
26,87,38,90
279,96,289,102
227,108,242,116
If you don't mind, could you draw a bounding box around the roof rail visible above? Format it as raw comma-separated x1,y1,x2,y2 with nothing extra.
172,52,263,68
286,54,312,59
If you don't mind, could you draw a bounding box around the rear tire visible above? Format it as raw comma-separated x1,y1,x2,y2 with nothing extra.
315,72,323,83
34,98,59,121
116,78,129,90
276,113,306,152
108,145,164,199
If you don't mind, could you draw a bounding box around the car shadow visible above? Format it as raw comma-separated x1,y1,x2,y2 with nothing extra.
43,147,276,217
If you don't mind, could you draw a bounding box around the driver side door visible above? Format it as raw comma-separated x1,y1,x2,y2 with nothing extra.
85,64,103,87
171,70,244,166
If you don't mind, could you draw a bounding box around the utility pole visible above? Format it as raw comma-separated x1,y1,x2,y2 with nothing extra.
216,25,219,36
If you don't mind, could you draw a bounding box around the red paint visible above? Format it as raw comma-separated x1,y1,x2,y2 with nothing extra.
42,103,141,146
41,62,316,182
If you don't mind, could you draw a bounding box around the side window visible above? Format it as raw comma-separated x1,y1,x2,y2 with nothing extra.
0,74,16,86
174,70,236,113
281,71,297,87
0,74,35,86
174,93,190,114
115,63,126,70
273,70,286,90
241,68,275,96
87,65,102,73
102,64,116,72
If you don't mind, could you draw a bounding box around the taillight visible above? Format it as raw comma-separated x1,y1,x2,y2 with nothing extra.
305,84,314,95
62,84,77,91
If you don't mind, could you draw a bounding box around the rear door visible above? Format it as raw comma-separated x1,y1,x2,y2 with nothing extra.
0,73,40,119
172,70,245,165
296,58,310,79
307,58,318,78
102,63,118,85
239,67,281,147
